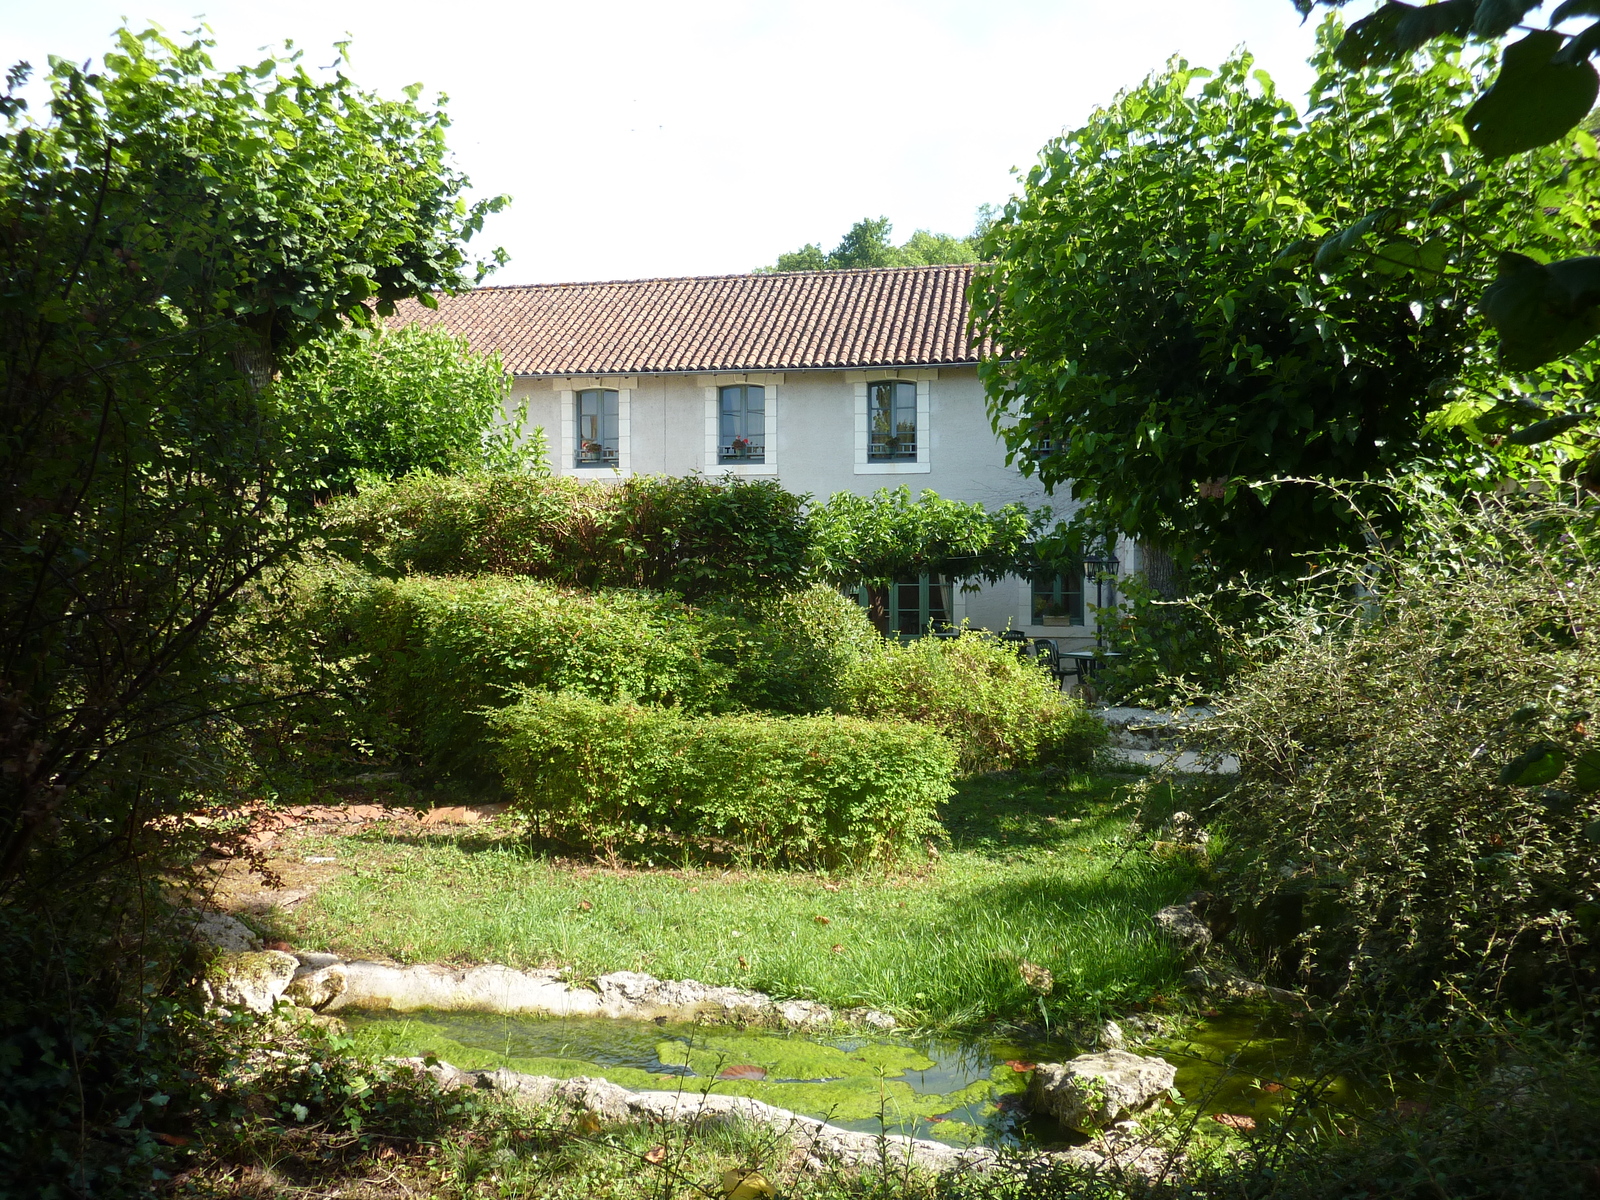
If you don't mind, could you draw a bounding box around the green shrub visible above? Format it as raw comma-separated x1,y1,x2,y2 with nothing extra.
1205,490,1600,1015
291,568,751,779
841,632,1106,774
274,326,543,492
713,584,883,715
490,693,954,867
325,470,809,600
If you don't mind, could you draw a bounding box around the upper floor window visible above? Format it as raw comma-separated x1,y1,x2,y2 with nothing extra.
868,380,917,461
1032,570,1084,627
575,388,619,467
719,384,766,463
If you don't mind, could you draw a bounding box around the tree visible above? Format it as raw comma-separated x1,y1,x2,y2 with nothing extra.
762,215,980,272
274,325,543,491
1298,2,1600,377
970,30,1600,572
0,27,504,888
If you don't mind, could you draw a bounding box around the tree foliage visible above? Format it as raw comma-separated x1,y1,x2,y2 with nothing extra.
807,486,1045,586
763,215,979,272
1300,1,1600,375
971,30,1600,570
0,26,502,886
274,325,541,491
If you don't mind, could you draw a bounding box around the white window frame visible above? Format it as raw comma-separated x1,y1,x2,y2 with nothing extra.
851,369,934,474
552,376,636,477
701,373,782,476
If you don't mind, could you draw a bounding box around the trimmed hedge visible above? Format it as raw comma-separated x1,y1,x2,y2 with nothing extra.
491,693,954,867
841,632,1106,774
291,568,747,779
325,470,809,600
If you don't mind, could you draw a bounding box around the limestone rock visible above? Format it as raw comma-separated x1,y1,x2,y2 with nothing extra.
204,950,299,1014
1028,1050,1177,1131
405,1057,1176,1178
188,910,261,953
1154,902,1212,955
285,963,348,1010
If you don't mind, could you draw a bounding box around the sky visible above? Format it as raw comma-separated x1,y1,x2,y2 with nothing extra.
0,1,1349,285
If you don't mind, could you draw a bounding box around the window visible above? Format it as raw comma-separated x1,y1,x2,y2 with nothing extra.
856,575,952,637
1032,571,1084,627
718,384,766,463
574,388,619,467
868,380,917,461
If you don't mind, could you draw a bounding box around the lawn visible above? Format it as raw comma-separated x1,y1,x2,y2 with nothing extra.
278,770,1200,1029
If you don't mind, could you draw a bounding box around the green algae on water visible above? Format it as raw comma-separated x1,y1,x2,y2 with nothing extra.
342,1009,1034,1144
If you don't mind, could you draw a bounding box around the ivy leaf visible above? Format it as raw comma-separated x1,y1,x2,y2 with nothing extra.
1481,252,1600,370
1466,31,1599,159
1499,741,1566,787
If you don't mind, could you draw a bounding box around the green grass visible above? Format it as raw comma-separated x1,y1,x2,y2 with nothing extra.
282,771,1200,1029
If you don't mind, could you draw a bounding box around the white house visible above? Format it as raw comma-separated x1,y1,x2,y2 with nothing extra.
393,264,1110,646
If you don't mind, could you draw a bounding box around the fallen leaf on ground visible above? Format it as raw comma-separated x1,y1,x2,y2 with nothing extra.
722,1169,775,1200
1212,1113,1256,1131
717,1064,768,1080
644,1145,668,1165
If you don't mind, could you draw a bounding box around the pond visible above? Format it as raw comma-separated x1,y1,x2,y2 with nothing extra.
343,1005,1376,1148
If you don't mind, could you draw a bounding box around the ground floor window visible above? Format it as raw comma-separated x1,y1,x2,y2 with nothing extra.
855,574,952,636
1031,570,1084,627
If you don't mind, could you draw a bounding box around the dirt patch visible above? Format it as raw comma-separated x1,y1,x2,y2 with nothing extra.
187,801,513,925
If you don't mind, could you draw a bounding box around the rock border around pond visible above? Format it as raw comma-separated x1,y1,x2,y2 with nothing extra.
196,933,898,1031
409,1058,1177,1178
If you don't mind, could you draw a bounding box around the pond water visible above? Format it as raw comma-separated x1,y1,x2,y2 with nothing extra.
343,1006,1375,1147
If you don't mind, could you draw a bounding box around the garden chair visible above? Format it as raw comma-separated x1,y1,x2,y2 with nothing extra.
1031,639,1069,688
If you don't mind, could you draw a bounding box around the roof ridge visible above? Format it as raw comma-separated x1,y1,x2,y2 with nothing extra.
459,263,978,293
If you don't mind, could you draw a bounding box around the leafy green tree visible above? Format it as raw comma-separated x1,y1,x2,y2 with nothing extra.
275,325,544,490
764,216,979,272
971,31,1600,571
0,27,503,887
1299,2,1600,377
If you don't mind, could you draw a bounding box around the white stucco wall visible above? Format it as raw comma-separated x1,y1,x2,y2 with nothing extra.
507,366,1103,645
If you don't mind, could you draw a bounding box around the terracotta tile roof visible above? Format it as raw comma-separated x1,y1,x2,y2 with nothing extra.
388,265,989,376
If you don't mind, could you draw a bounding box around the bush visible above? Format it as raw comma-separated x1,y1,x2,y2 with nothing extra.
274,326,542,492
713,584,883,715
289,568,752,780
1093,569,1256,707
1205,490,1600,1015
841,633,1106,774
491,693,954,867
326,470,809,600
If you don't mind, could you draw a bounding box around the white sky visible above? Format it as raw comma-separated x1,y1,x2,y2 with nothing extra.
0,1,1344,284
